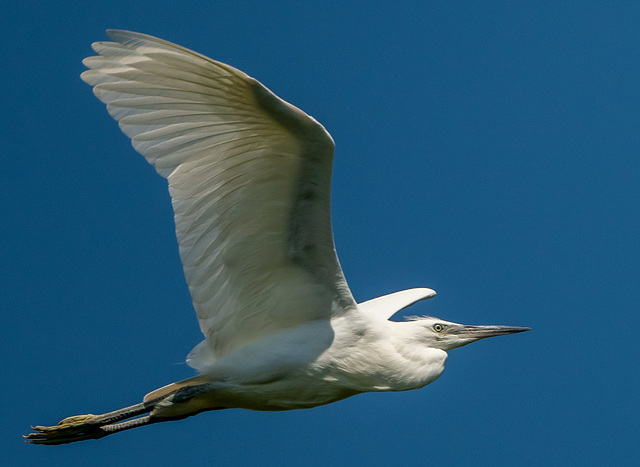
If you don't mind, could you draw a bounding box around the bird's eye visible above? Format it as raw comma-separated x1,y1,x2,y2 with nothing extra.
434,324,444,332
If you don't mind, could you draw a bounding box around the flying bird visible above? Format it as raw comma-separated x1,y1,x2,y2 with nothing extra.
26,30,529,445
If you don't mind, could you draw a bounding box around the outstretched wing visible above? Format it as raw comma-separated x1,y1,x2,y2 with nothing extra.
82,30,356,359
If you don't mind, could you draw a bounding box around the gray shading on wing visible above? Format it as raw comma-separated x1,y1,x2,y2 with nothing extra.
81,30,356,362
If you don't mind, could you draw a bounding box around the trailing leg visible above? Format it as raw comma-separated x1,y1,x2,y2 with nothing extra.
24,396,166,445
25,375,219,445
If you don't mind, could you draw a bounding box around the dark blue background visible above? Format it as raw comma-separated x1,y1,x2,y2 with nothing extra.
4,1,638,465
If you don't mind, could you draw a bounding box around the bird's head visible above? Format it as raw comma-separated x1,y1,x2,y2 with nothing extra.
407,316,530,351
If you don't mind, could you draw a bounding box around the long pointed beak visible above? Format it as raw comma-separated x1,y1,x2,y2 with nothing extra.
452,325,531,340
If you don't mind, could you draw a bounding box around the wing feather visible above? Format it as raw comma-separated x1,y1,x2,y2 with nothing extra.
82,30,356,363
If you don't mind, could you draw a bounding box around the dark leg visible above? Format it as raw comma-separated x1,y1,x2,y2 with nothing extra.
24,396,165,445
25,380,221,445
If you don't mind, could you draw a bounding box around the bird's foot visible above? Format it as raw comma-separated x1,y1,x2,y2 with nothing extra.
24,414,108,445
42,413,99,428
25,378,215,444
24,396,165,445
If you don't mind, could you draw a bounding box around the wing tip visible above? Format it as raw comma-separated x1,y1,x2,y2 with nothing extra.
106,29,141,43
358,287,438,320
417,287,437,299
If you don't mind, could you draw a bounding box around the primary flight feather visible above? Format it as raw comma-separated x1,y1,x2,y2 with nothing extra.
26,30,528,444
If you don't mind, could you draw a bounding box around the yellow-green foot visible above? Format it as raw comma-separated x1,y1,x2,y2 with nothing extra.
25,398,163,445
25,415,107,445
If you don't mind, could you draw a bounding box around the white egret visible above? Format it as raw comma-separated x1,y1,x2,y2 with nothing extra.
26,31,529,445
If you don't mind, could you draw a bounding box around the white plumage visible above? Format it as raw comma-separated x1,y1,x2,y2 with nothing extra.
26,31,528,445
82,30,353,362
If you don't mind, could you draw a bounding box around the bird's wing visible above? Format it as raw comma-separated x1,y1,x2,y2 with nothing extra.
81,30,356,358
358,288,436,320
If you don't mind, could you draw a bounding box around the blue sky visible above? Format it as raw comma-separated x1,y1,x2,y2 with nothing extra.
3,1,638,465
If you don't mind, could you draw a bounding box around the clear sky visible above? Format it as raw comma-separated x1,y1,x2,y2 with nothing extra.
3,1,638,465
